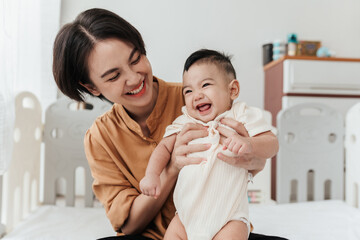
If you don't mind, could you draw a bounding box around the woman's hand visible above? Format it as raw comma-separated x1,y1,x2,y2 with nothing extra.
217,118,267,175
168,123,210,174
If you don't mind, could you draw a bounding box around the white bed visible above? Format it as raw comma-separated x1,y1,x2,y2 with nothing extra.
4,199,360,240
1,92,360,240
250,200,360,240
2,204,114,240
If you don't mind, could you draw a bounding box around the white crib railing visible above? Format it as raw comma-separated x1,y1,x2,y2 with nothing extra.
345,102,360,208
276,103,344,204
0,91,112,236
2,92,42,232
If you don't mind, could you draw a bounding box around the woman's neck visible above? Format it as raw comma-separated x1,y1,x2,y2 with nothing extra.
125,81,159,136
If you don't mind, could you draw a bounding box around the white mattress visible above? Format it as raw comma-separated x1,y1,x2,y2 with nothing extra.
3,200,360,240
2,205,115,240
250,200,360,240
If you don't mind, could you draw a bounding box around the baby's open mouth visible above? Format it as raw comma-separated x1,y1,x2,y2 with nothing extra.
196,103,211,112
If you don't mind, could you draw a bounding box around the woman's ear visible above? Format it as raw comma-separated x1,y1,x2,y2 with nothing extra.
79,82,101,96
229,79,240,100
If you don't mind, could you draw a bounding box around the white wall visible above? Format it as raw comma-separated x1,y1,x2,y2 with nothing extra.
60,0,360,108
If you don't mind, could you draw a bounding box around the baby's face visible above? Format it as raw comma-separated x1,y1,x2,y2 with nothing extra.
182,62,236,123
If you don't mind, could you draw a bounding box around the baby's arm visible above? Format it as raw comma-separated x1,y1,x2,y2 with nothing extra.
139,134,176,199
223,130,278,159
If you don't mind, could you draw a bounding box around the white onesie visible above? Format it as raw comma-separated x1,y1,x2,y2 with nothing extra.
164,101,273,240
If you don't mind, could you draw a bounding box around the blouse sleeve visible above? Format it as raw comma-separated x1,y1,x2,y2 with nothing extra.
84,130,139,232
163,114,189,138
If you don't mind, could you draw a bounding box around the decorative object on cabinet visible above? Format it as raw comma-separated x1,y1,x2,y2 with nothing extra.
296,41,321,56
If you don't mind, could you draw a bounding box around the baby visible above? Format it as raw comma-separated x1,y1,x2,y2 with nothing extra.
140,49,277,240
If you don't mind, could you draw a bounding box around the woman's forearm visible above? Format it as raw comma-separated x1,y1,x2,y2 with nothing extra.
247,132,278,176
248,131,279,160
121,166,178,235
247,156,267,176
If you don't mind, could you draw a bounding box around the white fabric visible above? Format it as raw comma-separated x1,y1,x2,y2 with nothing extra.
0,0,60,113
0,0,60,174
0,2,14,175
164,101,273,240
249,200,360,240
0,93,13,175
3,200,359,240
2,205,115,240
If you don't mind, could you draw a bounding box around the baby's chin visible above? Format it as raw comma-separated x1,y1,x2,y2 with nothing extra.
196,113,217,123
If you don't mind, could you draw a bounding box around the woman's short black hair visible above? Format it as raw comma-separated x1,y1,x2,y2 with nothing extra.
183,49,236,79
52,8,146,102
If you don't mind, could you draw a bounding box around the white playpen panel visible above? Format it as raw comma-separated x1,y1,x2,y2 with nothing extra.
345,102,360,208
276,103,344,204
42,95,111,207
1,92,42,232
0,92,113,239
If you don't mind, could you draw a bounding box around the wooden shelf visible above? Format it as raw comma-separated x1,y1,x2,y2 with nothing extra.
264,56,360,71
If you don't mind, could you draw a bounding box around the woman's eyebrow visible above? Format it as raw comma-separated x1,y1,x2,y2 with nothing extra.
100,48,138,78
101,68,119,78
128,48,138,61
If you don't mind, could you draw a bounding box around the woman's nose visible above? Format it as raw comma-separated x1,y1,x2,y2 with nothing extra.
125,68,141,85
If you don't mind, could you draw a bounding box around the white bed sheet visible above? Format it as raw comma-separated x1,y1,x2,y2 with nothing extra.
3,200,360,240
2,205,115,240
250,200,360,240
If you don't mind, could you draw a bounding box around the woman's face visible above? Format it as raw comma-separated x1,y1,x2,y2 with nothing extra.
84,38,154,114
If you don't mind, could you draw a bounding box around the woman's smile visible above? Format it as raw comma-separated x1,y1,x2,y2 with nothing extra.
127,80,146,97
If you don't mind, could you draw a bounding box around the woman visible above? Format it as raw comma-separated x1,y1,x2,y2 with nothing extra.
52,8,284,240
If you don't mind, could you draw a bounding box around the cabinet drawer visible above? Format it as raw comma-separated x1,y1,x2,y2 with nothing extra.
283,59,360,95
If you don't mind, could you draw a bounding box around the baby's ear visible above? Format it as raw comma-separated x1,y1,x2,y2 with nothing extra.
229,79,240,100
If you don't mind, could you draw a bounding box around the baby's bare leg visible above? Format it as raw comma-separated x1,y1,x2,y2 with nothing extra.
164,214,187,240
213,220,248,240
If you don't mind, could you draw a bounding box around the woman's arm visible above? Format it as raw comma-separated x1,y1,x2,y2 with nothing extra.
217,118,279,176
122,123,210,235
121,162,178,235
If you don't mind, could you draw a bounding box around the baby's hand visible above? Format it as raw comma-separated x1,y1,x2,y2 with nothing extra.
223,134,252,156
139,174,161,199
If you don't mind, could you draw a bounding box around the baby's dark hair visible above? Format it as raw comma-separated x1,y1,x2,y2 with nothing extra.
183,49,236,79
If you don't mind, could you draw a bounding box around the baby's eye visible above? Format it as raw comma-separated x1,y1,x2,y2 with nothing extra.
202,83,211,87
184,89,192,95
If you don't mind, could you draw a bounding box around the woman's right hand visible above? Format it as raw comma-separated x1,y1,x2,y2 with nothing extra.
169,123,210,173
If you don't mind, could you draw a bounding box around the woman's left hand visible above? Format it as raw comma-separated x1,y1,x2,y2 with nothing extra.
217,118,267,174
